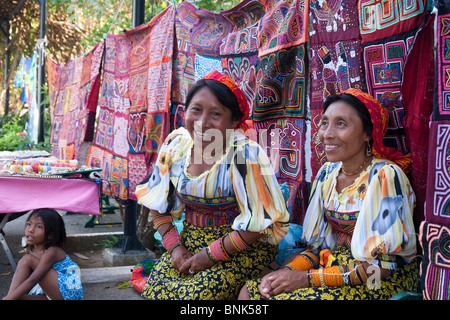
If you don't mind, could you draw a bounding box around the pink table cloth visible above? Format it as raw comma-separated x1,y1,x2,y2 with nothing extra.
0,176,100,215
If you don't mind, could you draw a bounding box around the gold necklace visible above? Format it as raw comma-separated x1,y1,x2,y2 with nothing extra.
341,156,369,176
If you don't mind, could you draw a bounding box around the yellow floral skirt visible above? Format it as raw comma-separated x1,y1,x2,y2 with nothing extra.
244,246,421,300
141,221,278,300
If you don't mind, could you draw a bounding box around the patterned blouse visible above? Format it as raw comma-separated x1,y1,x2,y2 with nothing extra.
135,127,289,245
301,158,417,269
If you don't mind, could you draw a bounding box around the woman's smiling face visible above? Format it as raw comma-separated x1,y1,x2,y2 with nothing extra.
318,100,369,164
184,86,238,150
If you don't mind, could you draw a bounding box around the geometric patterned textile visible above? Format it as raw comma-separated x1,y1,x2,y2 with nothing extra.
95,34,131,158
124,5,175,174
401,13,435,222
257,0,309,56
425,121,450,225
308,0,364,180
308,0,360,44
220,0,265,119
254,0,309,224
253,117,308,225
85,145,129,201
358,0,428,43
128,153,148,201
419,221,450,300
362,30,417,155
434,0,450,120
254,44,308,121
47,41,104,160
93,34,132,199
171,0,265,125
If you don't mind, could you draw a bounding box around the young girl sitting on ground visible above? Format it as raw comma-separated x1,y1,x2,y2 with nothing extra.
3,208,83,300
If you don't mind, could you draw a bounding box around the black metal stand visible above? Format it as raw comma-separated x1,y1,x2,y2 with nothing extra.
115,199,147,253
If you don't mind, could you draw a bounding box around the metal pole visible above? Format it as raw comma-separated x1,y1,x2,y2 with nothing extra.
132,0,146,28
119,0,147,253
3,20,10,115
37,0,46,143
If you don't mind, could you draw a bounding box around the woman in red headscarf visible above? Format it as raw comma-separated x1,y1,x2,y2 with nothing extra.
240,88,419,300
135,71,289,300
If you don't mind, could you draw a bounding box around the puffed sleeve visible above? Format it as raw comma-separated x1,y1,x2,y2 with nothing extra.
351,162,416,268
229,139,290,245
300,162,337,254
135,128,189,217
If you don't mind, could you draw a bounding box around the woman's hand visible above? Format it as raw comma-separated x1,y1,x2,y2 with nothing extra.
259,268,309,298
179,248,215,275
170,245,192,271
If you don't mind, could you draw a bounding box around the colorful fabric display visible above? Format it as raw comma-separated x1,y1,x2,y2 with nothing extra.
419,221,450,300
401,13,435,222
433,0,450,120
308,0,364,180
125,5,174,174
358,0,429,43
47,41,104,160
14,50,38,143
425,121,450,225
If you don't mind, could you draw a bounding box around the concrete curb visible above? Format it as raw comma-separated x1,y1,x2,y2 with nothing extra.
80,265,135,284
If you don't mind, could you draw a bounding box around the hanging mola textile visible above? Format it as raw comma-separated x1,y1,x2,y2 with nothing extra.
172,0,264,133
253,0,310,225
424,0,450,226
360,0,432,222
87,5,175,201
401,12,435,223
14,49,39,143
47,41,104,160
308,0,365,181
87,33,132,201
125,5,175,176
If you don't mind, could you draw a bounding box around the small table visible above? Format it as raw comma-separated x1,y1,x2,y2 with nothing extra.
0,174,101,270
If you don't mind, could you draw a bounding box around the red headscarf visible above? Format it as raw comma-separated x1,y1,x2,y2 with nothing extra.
342,88,411,173
201,70,250,132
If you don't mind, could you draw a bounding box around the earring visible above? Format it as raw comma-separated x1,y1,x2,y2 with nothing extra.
366,141,372,156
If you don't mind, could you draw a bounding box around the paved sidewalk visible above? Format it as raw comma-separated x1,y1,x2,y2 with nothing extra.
1,209,148,300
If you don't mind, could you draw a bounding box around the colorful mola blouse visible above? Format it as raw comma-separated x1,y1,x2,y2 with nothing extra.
135,127,289,245
301,158,417,269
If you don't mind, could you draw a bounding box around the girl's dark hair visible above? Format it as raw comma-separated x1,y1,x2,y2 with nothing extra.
26,208,66,250
323,93,374,140
185,78,244,123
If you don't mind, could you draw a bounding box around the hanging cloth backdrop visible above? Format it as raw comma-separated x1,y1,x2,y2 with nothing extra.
171,0,264,131
47,41,104,160
418,0,450,302
253,0,310,224
358,0,428,43
87,34,132,200
87,5,175,200
308,0,365,180
125,5,174,175
425,0,450,225
14,49,39,143
401,13,435,223
419,222,450,300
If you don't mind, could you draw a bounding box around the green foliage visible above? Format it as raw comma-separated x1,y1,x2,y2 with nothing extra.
48,0,243,50
0,111,51,152
95,235,121,249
